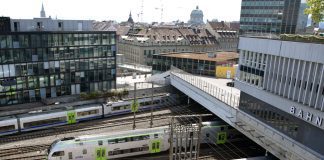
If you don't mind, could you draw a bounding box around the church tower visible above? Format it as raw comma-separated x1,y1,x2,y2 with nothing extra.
127,11,134,24
40,2,46,18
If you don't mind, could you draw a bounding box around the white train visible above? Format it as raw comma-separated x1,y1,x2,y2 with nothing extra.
0,94,173,136
47,121,241,160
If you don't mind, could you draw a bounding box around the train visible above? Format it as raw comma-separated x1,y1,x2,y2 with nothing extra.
0,94,173,136
47,121,242,160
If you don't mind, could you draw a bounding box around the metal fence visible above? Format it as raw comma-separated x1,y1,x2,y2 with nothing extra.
170,66,240,108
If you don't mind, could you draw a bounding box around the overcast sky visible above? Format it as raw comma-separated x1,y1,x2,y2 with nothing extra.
0,0,242,22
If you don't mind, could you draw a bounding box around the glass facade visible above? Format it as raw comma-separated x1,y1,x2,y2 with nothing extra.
240,0,301,34
0,31,116,106
240,92,324,155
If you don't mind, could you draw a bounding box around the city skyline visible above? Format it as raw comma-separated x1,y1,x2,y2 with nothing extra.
0,0,242,22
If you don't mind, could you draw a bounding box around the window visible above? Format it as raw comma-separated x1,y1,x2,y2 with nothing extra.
58,22,63,28
37,22,42,30
23,117,66,128
83,149,87,154
98,140,103,145
68,152,73,159
154,134,159,138
0,125,15,132
156,142,160,149
77,109,99,117
14,22,20,32
108,139,116,144
52,151,64,157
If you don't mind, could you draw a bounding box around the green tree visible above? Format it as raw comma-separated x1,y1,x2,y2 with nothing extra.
304,0,324,24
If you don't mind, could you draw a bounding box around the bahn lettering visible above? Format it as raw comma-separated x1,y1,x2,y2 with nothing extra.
290,106,323,127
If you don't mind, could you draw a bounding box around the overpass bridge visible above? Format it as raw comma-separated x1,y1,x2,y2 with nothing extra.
169,67,323,160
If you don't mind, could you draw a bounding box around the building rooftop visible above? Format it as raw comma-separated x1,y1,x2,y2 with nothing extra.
157,52,239,62
208,21,231,31
122,27,218,45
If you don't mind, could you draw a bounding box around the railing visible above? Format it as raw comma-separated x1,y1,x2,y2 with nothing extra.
170,66,240,108
170,66,324,160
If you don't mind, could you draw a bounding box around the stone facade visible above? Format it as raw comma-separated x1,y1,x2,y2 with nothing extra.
118,27,220,65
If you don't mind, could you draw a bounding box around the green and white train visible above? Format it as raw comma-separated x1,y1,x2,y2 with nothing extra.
47,121,242,160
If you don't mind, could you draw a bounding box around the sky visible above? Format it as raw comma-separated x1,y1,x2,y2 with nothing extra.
0,0,242,23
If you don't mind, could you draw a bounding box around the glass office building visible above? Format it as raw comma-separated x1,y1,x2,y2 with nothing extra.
0,31,116,106
240,0,301,34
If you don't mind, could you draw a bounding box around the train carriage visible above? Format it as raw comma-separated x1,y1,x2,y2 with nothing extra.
48,127,169,160
47,121,241,160
0,116,19,136
0,94,172,136
19,111,68,132
104,94,170,117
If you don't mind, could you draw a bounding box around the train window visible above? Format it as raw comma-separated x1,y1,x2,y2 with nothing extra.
133,136,139,141
23,117,66,128
143,135,150,140
101,149,105,157
0,125,15,132
118,138,126,143
156,142,160,149
206,133,210,138
98,140,103,145
77,109,99,117
123,149,131,154
220,127,224,131
108,151,113,156
112,106,120,111
52,151,64,157
154,134,159,138
68,152,73,159
108,139,115,144
143,146,149,151
130,148,140,153
83,149,87,154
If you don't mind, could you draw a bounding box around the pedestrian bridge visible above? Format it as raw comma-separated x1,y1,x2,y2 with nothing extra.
169,67,323,160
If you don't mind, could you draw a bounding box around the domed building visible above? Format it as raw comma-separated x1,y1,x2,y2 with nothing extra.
188,6,204,26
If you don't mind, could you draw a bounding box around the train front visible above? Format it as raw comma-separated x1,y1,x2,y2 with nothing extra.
47,137,74,160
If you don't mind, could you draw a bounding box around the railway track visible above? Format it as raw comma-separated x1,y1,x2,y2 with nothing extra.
1,153,47,160
0,144,49,157
0,110,174,144
0,107,190,159
0,104,193,159
0,115,174,160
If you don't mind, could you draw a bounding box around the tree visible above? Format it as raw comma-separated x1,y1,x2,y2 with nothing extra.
304,0,324,24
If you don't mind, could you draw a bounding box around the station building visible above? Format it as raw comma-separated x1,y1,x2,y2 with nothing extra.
236,37,324,156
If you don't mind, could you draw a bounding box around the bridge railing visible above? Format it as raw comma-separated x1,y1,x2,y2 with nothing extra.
170,66,324,160
170,66,240,109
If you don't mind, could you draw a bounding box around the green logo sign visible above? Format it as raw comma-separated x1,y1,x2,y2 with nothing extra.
131,99,139,112
216,131,227,144
67,111,76,124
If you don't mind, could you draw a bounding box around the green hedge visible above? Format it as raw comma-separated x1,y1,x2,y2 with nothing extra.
280,34,324,43
80,89,129,100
